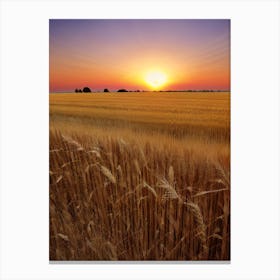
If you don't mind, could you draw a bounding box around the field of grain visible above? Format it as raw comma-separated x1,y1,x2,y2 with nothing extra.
49,92,230,261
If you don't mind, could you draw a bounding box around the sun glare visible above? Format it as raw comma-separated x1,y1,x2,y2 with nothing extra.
145,70,167,89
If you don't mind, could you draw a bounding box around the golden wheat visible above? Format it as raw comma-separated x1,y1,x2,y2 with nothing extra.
49,92,230,261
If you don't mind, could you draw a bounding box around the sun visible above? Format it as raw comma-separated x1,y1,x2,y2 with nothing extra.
145,70,167,89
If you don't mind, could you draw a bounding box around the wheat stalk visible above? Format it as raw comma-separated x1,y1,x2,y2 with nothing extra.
192,188,229,198
143,181,157,198
157,178,183,204
100,165,116,185
168,165,174,185
134,159,141,175
184,201,208,258
62,134,84,151
57,233,69,242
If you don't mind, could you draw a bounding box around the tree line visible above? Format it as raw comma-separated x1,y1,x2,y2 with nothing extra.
74,87,226,93
74,87,130,93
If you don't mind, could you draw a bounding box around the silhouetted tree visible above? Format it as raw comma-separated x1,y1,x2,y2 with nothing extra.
83,87,91,93
79,89,82,93
104,88,109,92
117,89,128,92
75,88,79,93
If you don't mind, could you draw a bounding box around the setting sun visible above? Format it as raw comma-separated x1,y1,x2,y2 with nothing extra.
145,70,167,89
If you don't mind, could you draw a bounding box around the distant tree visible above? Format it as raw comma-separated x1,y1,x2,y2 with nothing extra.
117,89,128,92
104,88,109,92
83,87,91,93
75,88,79,93
79,89,82,93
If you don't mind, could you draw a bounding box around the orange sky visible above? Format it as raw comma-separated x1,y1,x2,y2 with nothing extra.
50,20,230,92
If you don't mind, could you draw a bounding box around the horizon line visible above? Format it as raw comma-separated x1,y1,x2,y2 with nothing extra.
50,89,231,93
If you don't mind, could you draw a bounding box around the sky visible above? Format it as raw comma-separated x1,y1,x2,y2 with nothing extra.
49,19,230,92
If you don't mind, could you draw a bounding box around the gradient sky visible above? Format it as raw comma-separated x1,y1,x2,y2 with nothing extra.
49,19,230,92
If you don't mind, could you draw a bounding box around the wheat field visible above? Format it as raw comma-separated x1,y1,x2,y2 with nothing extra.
49,92,230,261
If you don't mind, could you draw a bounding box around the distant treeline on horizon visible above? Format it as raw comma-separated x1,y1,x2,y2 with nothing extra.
50,88,230,94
